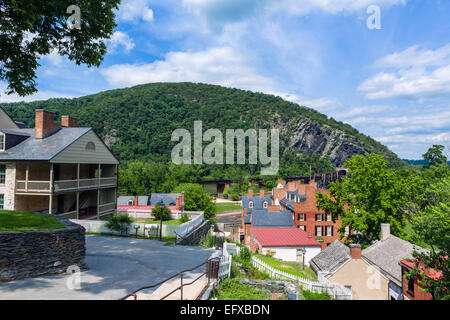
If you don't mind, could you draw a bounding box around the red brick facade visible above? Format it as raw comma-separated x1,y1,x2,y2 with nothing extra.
400,261,435,300
277,181,345,250
61,115,78,128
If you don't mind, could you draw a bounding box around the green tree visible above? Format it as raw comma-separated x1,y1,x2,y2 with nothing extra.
172,183,215,220
152,203,171,221
407,176,450,300
422,145,447,167
316,154,413,246
0,0,120,96
105,214,132,235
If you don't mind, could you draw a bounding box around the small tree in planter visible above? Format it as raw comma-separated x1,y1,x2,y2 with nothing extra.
180,213,190,223
105,214,132,236
152,203,171,221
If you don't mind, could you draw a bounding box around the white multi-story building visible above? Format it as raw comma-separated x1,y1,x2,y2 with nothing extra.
0,108,119,220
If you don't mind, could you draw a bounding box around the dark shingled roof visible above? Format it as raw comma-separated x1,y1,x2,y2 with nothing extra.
117,196,150,206
0,128,91,161
242,195,272,212
362,235,428,286
150,193,182,206
309,240,351,274
252,209,294,227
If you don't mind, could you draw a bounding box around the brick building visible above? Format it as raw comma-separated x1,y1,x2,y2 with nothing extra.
274,180,346,249
399,259,440,300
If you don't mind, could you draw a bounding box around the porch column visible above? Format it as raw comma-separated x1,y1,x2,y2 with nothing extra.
25,163,29,192
77,163,80,189
49,194,53,215
76,191,79,220
97,189,100,220
49,163,54,193
98,164,101,187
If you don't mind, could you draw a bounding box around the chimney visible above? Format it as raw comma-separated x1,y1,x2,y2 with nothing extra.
134,196,139,206
248,189,253,197
350,244,362,259
381,223,390,241
61,115,78,128
259,189,264,198
35,109,59,139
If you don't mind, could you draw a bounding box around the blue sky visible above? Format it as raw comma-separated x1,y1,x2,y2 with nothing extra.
1,0,449,159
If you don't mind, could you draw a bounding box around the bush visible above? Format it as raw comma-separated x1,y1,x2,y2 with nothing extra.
230,193,239,201
152,203,171,221
180,213,190,223
222,187,229,198
212,278,270,300
106,214,132,235
239,246,251,264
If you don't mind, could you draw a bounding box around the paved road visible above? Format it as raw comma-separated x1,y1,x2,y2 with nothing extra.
0,235,214,300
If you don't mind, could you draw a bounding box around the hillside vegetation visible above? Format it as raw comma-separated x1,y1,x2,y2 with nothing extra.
1,82,404,173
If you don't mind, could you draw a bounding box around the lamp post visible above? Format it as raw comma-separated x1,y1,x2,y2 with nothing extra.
159,199,164,241
301,247,306,271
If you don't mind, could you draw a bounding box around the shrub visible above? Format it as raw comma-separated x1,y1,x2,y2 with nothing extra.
105,214,132,235
222,188,229,198
152,203,171,221
239,246,251,264
180,213,190,223
230,193,239,201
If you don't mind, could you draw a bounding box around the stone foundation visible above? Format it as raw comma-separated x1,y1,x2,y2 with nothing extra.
0,218,86,281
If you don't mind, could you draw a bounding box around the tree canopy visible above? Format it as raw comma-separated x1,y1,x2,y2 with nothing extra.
0,0,120,96
316,154,415,246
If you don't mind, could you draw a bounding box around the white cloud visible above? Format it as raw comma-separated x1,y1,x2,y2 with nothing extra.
118,0,155,23
108,31,136,53
359,44,450,100
101,46,278,92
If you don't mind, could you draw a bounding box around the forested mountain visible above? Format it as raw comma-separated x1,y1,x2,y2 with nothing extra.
0,82,405,173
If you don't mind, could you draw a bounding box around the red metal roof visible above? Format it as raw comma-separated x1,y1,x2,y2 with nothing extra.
251,227,321,247
400,259,443,280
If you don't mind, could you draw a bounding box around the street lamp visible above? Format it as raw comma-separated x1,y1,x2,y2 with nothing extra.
301,247,306,270
159,199,164,241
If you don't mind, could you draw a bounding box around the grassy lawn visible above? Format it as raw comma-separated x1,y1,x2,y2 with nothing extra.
212,278,270,300
130,218,185,226
213,202,242,213
300,288,332,300
257,256,317,280
0,211,65,232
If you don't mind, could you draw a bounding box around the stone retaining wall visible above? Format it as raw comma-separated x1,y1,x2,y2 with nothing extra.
239,279,302,300
0,219,86,281
176,220,211,246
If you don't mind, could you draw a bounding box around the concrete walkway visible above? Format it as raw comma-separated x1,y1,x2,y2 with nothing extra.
0,235,214,300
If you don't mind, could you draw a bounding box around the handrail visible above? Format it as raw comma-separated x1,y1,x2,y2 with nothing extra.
119,257,221,300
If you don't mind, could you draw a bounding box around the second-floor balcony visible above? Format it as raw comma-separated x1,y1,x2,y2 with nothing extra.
15,162,117,194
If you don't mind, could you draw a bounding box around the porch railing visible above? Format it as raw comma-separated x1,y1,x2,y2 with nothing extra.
16,177,116,193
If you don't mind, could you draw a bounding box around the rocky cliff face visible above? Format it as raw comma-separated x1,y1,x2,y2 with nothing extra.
273,116,378,167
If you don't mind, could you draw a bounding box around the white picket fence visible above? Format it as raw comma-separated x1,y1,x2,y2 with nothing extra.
223,242,241,256
251,256,352,300
175,212,204,238
218,252,232,279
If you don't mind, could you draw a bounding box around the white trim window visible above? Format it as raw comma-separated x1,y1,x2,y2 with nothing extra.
249,201,254,208
326,214,332,221
0,134,4,151
0,165,5,185
263,201,268,208
315,226,323,236
0,194,4,210
297,213,306,221
298,225,306,231
315,214,323,221
128,199,134,206
326,226,333,236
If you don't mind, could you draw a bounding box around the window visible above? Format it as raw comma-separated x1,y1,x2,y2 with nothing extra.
326,226,333,236
0,194,4,210
299,225,306,231
315,226,323,236
263,201,268,208
249,201,254,208
128,199,134,206
407,277,415,296
0,134,4,151
0,165,5,184
297,213,305,221
85,141,95,151
345,226,350,236
326,214,332,221
315,214,323,221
